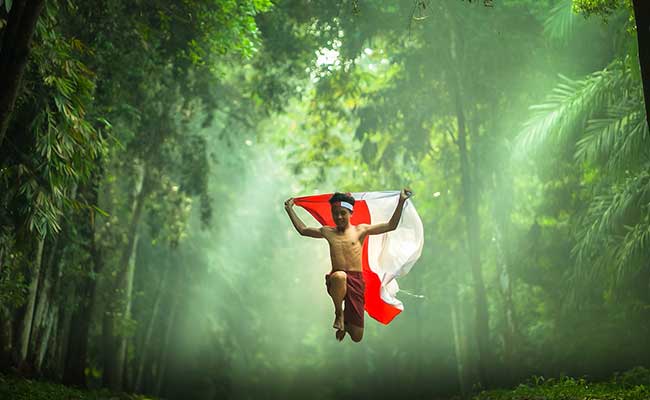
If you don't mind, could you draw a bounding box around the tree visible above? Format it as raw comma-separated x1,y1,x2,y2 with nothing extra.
0,0,46,149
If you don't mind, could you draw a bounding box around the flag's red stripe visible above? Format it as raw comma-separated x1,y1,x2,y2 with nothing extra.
294,194,402,325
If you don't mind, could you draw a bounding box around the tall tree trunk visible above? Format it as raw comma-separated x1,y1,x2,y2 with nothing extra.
54,288,76,380
0,306,13,370
450,294,469,399
632,0,650,127
455,96,490,388
27,235,59,373
114,232,139,391
38,247,69,380
104,162,148,391
135,263,169,392
34,303,56,372
17,237,44,367
445,13,491,387
492,216,517,368
490,167,519,380
0,0,46,149
155,292,180,397
62,275,98,386
62,178,103,387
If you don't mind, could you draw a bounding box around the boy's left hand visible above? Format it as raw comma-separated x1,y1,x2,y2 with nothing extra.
400,188,412,201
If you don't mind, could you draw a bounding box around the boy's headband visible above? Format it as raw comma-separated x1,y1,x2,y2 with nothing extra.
332,201,354,211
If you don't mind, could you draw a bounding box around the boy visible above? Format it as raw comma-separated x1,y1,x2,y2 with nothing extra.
284,189,411,342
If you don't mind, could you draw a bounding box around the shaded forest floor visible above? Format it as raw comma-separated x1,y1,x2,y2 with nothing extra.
0,373,155,400
0,366,649,400
473,366,650,400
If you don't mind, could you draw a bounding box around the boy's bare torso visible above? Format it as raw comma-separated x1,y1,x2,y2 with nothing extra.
321,225,367,272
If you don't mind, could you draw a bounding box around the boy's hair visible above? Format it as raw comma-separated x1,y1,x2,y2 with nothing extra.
329,192,355,207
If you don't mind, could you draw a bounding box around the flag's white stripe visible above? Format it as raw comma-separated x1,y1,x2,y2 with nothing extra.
351,191,400,201
364,193,424,311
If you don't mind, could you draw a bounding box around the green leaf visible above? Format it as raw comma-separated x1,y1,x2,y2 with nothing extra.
92,205,110,217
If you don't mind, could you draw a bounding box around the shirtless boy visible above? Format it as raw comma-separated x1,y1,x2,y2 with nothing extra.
284,189,412,342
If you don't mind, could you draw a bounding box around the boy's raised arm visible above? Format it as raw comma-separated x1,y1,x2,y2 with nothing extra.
360,188,412,236
284,198,324,238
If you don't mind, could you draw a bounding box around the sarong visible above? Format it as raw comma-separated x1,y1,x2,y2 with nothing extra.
325,270,366,328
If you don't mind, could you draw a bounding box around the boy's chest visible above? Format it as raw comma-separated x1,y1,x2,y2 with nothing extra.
326,230,363,250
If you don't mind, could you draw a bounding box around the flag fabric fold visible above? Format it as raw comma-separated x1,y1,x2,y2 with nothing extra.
294,191,424,324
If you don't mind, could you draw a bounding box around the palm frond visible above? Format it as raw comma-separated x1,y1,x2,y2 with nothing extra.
516,60,626,156
614,217,650,283
575,83,648,171
544,1,576,43
572,167,650,282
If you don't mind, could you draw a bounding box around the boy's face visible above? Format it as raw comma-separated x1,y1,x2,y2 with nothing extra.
331,205,351,228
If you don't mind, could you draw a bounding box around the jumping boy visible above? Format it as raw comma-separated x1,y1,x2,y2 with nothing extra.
284,189,412,342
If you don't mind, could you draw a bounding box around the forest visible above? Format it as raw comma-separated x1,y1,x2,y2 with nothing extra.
0,0,649,399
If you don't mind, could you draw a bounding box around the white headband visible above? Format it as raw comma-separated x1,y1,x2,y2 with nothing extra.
333,201,354,211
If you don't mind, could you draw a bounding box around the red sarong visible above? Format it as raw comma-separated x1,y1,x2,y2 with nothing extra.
325,271,366,328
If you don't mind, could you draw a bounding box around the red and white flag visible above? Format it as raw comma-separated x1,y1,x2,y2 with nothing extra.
294,191,424,324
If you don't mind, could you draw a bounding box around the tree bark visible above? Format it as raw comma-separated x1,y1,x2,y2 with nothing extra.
17,237,44,366
0,306,13,370
0,0,46,149
453,83,491,390
53,286,76,380
632,0,650,127
113,232,139,390
27,235,59,373
450,296,469,399
62,275,98,386
155,291,180,397
62,178,103,387
135,263,169,392
103,162,148,391
492,215,517,371
34,303,56,372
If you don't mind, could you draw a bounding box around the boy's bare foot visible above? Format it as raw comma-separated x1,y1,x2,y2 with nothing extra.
333,313,344,331
335,329,346,341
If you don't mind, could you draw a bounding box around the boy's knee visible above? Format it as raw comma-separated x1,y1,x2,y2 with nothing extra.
331,271,347,282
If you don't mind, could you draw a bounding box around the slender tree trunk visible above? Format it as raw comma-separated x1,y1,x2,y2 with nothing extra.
445,15,491,387
0,306,13,370
62,178,103,387
113,232,139,390
492,219,517,364
155,292,180,397
34,303,56,372
102,302,118,389
0,236,11,368
454,93,491,387
632,0,650,127
62,277,98,386
0,0,46,149
27,234,60,373
135,264,169,392
39,246,67,379
57,294,75,380
450,295,469,399
104,162,148,391
17,237,44,367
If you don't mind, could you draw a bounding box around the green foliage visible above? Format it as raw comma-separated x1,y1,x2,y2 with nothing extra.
0,3,106,238
0,373,157,400
475,367,650,400
573,0,630,18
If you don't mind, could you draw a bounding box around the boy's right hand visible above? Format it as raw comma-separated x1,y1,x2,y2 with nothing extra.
284,197,294,209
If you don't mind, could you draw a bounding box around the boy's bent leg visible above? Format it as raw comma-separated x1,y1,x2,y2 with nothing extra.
326,271,347,332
